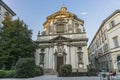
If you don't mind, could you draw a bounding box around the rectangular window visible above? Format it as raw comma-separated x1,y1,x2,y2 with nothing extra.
103,43,108,53
104,31,106,40
57,24,64,33
106,43,108,52
110,20,115,28
113,36,119,48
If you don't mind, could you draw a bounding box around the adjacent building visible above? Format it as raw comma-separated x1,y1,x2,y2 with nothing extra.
88,10,120,72
35,6,89,74
0,0,16,27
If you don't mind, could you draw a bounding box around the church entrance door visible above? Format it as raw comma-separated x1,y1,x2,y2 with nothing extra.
57,56,63,73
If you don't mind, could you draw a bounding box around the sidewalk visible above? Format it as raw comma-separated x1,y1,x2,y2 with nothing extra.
0,75,101,80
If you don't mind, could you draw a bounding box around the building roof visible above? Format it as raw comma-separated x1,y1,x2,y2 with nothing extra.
0,0,16,16
88,10,120,49
43,6,84,26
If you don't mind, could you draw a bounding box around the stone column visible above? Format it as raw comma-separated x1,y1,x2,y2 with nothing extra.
68,44,71,64
64,45,69,64
35,48,40,66
54,45,57,71
52,46,55,71
45,48,49,69
71,46,76,70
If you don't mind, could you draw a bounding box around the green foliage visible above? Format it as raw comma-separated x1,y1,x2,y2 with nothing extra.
0,62,2,69
0,70,6,78
15,58,35,78
35,66,43,76
60,64,72,76
88,68,97,76
6,70,15,78
0,16,36,70
0,70,15,78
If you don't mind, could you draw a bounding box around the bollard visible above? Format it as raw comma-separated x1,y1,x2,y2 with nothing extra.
107,75,110,80
102,73,106,80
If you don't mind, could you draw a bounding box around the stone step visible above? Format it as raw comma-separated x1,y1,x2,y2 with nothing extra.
44,69,58,75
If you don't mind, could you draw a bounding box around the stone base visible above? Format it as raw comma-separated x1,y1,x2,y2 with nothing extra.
44,68,88,75
71,72,88,76
44,69,57,75
72,69,88,72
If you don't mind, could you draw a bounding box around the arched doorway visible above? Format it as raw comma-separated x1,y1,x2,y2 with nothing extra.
117,56,120,72
57,56,63,73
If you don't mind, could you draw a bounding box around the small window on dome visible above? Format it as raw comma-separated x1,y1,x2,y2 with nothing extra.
75,22,79,27
76,29,81,33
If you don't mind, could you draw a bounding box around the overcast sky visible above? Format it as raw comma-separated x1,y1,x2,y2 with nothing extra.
3,0,120,45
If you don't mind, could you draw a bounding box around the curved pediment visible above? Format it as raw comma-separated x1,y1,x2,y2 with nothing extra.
43,6,77,26
47,6,76,20
47,11,76,19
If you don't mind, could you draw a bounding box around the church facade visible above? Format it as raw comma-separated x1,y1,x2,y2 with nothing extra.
35,7,89,74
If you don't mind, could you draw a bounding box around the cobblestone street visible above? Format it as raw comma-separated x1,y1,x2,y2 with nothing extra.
0,75,101,80
31,75,101,80
1,75,120,80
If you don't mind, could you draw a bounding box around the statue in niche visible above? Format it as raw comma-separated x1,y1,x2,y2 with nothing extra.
40,53,44,63
68,24,73,33
78,52,83,63
57,46,63,53
77,47,82,52
49,26,53,33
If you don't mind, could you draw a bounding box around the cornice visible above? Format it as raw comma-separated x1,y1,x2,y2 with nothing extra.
37,32,86,37
0,0,16,16
36,38,88,43
36,42,87,48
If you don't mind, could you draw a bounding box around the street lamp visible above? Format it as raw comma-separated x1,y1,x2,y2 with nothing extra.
79,64,83,68
40,63,44,68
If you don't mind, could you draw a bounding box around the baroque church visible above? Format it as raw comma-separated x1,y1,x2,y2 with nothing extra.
35,6,89,74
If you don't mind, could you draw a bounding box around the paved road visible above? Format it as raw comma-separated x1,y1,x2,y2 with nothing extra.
1,73,120,80
0,75,101,80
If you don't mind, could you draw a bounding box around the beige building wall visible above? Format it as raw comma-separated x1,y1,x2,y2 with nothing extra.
88,10,120,72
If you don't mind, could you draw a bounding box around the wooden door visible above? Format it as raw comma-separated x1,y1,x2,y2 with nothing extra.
57,56,63,72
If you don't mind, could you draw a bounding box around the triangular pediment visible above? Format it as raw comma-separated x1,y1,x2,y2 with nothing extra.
50,35,71,41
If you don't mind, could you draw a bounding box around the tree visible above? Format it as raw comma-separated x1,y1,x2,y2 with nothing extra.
0,16,36,70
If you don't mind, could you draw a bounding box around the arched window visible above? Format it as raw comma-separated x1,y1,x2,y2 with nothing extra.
56,24,64,33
